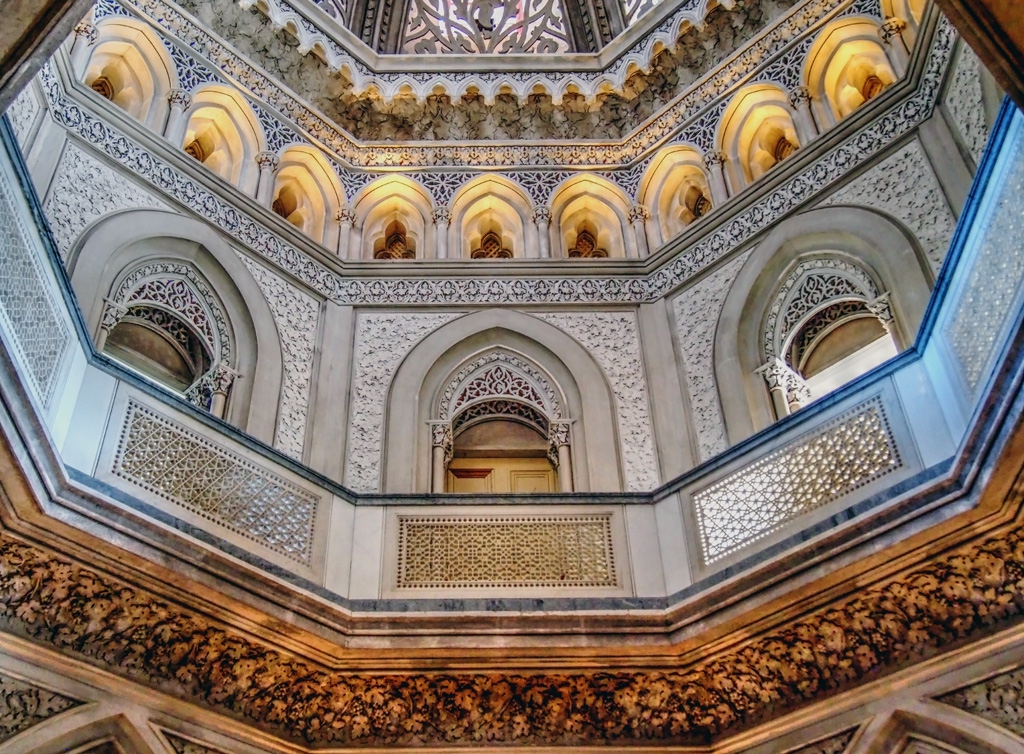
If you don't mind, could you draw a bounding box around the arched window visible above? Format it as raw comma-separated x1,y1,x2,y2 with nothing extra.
638,147,715,247
352,176,434,260
374,220,416,259
719,85,802,187
549,175,632,258
449,176,534,259
431,351,573,493
568,227,607,258
105,306,212,392
471,230,513,259
271,146,343,248
181,87,264,192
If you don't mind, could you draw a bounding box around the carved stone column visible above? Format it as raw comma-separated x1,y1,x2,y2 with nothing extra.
164,89,192,144
758,359,811,418
532,206,552,259
703,151,730,207
430,421,453,493
628,205,651,259
432,207,451,260
69,21,97,76
549,421,573,493
335,208,356,258
255,151,280,206
788,87,819,147
210,362,240,419
96,299,128,352
880,17,911,75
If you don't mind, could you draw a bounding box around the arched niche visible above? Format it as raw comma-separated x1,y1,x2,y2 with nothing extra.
182,86,264,194
272,146,343,249
718,84,801,189
805,19,900,126
381,310,624,493
715,206,933,441
83,18,175,130
549,174,632,259
68,209,283,445
449,176,536,259
352,175,434,259
638,146,714,248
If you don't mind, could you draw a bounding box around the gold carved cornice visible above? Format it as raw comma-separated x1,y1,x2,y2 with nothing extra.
2,495,1024,747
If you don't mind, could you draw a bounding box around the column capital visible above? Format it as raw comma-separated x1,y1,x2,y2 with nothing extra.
788,86,812,107
628,204,650,224
335,207,356,225
73,21,97,45
703,150,727,169
430,421,453,465
431,206,452,225
99,299,128,333
167,88,192,110
255,151,280,171
212,362,240,395
879,16,908,44
531,206,552,225
867,292,896,331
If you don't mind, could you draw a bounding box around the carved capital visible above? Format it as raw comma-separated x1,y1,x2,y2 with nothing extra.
703,151,727,170
549,421,571,447
73,21,97,45
758,358,808,406
99,299,128,333
788,86,812,108
628,205,650,224
335,207,356,225
212,362,240,395
431,422,453,465
167,88,192,110
531,206,552,225
255,151,280,171
879,17,908,44
431,206,452,225
867,293,896,331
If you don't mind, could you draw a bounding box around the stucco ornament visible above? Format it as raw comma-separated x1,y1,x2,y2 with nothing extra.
939,667,1024,738
43,143,171,260
0,672,80,742
345,312,460,492
6,82,41,148
945,41,991,167
535,311,659,491
235,253,320,459
672,251,751,462
819,138,955,275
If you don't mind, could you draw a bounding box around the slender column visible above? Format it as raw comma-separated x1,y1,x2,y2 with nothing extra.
210,363,240,419
532,206,552,258
255,151,279,206
788,87,819,147
430,422,452,493
628,205,651,259
69,21,97,76
335,208,356,258
550,422,573,493
867,292,899,346
96,299,127,351
164,89,192,144
880,17,911,75
703,151,730,207
432,207,451,260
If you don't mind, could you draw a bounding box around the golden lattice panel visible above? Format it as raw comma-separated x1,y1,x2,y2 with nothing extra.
693,397,902,566
396,514,617,589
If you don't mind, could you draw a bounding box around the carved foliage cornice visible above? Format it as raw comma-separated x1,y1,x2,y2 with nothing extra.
1,497,1024,746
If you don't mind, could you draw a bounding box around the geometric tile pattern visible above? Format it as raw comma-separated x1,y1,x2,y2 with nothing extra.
693,397,901,565
396,514,616,589
0,157,71,408
111,400,319,565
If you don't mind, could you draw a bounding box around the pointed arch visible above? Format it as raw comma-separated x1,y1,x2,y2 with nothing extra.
352,175,435,259
549,174,632,259
718,84,801,188
638,146,714,247
448,175,536,259
182,85,264,193
272,145,343,248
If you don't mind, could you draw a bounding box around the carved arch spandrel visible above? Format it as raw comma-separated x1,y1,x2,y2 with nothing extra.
0,708,158,754
843,702,1024,754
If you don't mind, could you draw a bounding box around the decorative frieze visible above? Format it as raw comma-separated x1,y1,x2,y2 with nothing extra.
43,143,170,260
395,514,617,589
235,253,319,459
111,400,320,564
0,673,80,742
692,396,901,565
819,138,956,275
535,311,659,491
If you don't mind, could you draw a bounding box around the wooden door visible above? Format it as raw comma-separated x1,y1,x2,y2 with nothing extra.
446,458,556,493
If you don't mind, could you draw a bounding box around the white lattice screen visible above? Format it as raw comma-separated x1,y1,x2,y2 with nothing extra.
693,397,902,565
111,401,320,565
395,514,617,589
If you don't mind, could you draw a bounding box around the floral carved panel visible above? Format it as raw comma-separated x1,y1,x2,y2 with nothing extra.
535,311,660,491
938,667,1024,738
345,311,459,492
43,143,171,261
819,139,955,275
671,252,750,462
0,672,80,742
236,253,320,460
6,81,42,149
945,41,991,168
